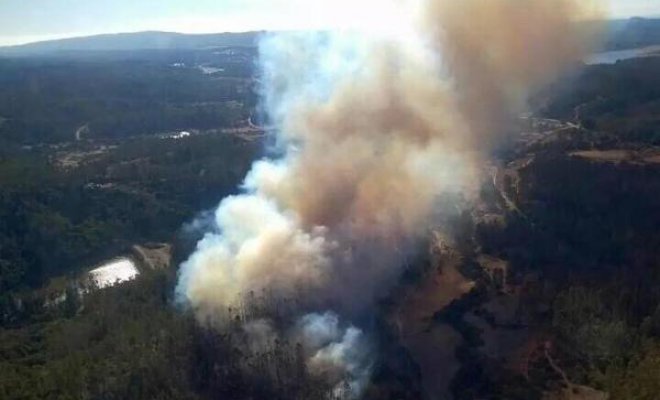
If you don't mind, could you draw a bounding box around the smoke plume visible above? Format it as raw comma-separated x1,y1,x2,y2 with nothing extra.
177,0,601,396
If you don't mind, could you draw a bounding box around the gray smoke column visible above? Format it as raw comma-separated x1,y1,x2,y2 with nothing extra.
176,0,601,395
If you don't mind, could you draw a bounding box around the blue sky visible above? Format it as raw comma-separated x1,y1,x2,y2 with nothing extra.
0,0,659,45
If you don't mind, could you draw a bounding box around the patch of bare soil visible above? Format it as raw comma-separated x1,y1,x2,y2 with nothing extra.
570,149,660,165
132,243,172,271
541,342,609,400
389,237,475,400
543,385,609,400
53,145,116,169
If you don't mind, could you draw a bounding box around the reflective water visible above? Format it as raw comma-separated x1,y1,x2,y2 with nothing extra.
585,45,660,65
89,258,139,288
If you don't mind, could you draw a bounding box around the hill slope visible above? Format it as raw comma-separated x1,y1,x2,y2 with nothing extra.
0,31,261,54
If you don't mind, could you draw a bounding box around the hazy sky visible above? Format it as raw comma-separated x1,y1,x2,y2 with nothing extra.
0,0,659,46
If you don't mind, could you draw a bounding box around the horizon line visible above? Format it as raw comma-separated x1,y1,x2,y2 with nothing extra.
1,14,659,48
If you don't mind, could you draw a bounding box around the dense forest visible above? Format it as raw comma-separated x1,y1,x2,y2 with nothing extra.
0,44,260,296
441,55,660,399
0,47,257,144
541,57,660,145
0,134,258,303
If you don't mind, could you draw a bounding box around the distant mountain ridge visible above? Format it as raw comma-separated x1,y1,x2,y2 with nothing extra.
0,31,262,54
604,17,660,50
1,17,659,56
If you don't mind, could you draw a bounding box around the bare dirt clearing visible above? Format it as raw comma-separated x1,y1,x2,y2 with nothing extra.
570,149,660,165
390,238,474,400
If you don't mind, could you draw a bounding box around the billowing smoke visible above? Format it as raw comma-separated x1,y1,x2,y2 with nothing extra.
297,312,372,397
177,0,600,396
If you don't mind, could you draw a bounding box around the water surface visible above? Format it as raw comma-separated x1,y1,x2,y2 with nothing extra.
585,45,660,65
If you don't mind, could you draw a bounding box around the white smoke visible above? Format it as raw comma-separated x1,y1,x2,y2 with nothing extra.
298,312,372,397
176,0,602,396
